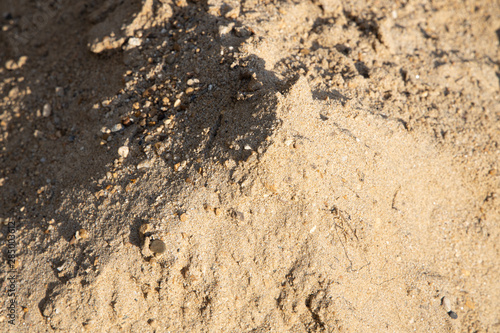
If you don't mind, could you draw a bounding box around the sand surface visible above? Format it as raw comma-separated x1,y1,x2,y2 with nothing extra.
0,0,499,332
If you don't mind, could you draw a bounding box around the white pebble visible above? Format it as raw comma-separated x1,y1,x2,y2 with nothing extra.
42,103,52,117
128,37,142,47
441,296,452,312
137,160,152,169
111,123,124,132
118,146,129,158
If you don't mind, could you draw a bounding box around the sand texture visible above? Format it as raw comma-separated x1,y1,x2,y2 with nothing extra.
0,0,499,332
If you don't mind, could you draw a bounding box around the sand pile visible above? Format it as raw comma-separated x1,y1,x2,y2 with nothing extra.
0,0,499,332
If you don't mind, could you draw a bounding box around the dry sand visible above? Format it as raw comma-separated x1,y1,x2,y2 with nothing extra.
0,0,499,332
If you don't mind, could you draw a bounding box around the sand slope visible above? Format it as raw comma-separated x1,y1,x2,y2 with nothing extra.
0,0,499,332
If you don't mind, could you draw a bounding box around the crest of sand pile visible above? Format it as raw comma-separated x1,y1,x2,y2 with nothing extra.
40,76,474,332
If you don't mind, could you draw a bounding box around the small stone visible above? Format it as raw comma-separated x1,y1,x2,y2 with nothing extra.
187,78,199,86
225,8,239,19
214,208,222,216
75,228,89,240
150,239,166,254
489,169,497,176
118,146,129,158
18,56,29,68
127,37,142,47
441,296,452,313
203,204,212,211
9,87,20,99
78,228,89,239
5,59,17,70
185,87,194,94
42,103,52,117
139,223,151,236
55,87,64,97
111,123,124,132
174,99,181,108
121,116,132,126
137,160,152,169
147,319,158,327
179,213,188,222
69,235,77,245
448,311,458,319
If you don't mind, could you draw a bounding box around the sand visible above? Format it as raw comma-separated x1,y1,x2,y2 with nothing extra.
0,0,499,332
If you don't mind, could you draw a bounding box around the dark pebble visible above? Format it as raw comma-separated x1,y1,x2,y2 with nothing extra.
448,311,458,319
150,239,166,254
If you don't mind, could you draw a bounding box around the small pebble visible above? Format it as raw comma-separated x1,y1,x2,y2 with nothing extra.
137,160,152,169
111,123,124,132
174,99,181,108
42,103,52,117
55,87,64,96
121,116,132,126
179,213,188,222
128,37,142,47
76,228,89,240
118,146,129,158
5,59,17,70
150,239,166,254
441,296,452,312
441,296,457,319
139,223,151,236
79,228,89,239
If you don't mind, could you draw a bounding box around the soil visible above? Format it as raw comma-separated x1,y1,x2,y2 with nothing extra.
0,0,499,332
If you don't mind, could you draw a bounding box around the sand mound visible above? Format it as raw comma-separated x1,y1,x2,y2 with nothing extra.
0,0,498,331
37,76,489,331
